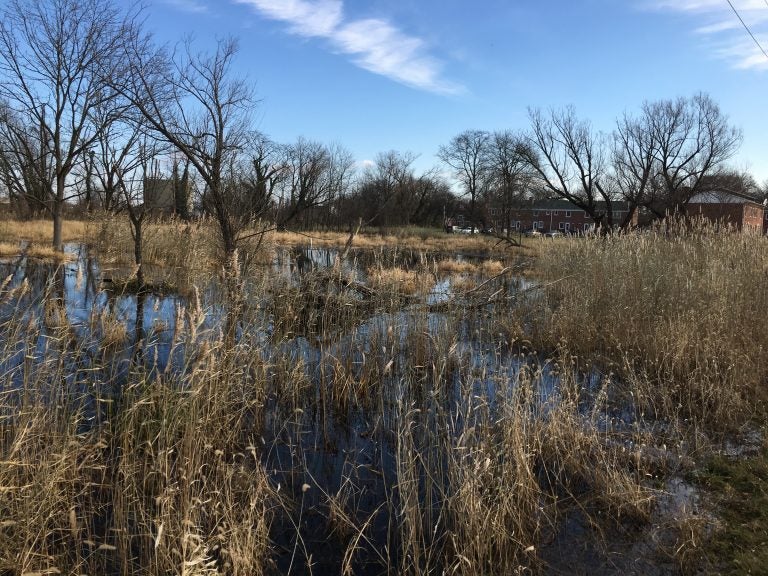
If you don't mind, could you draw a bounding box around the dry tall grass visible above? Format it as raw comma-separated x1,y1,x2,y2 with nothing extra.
532,221,768,436
0,287,277,575
1,220,754,574
0,218,90,244
365,266,434,295
270,228,532,255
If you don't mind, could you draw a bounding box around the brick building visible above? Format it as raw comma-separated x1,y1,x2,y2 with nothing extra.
502,199,637,234
684,191,764,234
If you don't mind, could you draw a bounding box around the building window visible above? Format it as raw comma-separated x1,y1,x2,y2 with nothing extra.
533,211,539,217
558,222,565,230
514,221,520,229
538,221,544,229
545,211,550,215
565,210,571,218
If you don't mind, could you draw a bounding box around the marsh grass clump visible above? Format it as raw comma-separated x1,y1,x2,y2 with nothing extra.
0,240,76,262
366,266,434,296
26,244,77,262
0,241,22,258
532,221,768,435
266,268,370,339
436,258,505,277
380,340,656,576
97,306,129,349
89,212,221,289
0,298,278,576
479,259,505,276
436,258,476,274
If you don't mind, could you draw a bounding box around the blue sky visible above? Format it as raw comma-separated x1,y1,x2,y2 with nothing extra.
147,0,768,183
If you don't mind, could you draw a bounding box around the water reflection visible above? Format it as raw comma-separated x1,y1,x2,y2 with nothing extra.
0,242,622,575
0,243,543,384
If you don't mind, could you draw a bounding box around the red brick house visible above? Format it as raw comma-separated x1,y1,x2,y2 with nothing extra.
500,199,637,234
684,191,764,234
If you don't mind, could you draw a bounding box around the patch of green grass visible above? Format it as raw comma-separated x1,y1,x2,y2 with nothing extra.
692,445,768,575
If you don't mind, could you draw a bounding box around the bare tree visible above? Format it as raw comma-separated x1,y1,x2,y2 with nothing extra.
0,0,138,249
85,99,151,213
485,130,536,235
119,138,168,289
210,135,284,240
405,169,452,226
350,150,417,226
521,107,617,230
0,102,52,216
438,130,491,232
374,150,418,192
278,138,355,227
615,94,742,219
241,132,287,221
116,36,254,263
321,142,356,228
612,112,655,228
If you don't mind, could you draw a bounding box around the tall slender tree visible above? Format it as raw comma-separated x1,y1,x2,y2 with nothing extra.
438,130,491,232
485,130,535,235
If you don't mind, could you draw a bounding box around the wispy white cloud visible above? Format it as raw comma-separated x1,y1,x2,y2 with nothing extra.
694,20,740,35
240,0,342,37
649,0,767,12
163,0,209,14
715,37,768,68
646,0,768,69
234,0,463,94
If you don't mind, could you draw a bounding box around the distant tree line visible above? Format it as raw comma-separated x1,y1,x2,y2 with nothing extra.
441,97,766,234
0,0,765,258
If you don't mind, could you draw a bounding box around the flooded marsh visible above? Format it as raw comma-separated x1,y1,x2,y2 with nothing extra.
0,229,763,575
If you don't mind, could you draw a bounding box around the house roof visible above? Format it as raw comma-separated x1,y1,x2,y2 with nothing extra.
523,198,633,212
688,190,764,206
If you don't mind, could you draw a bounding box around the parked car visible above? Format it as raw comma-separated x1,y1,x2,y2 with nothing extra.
457,226,477,234
524,228,541,237
544,230,563,238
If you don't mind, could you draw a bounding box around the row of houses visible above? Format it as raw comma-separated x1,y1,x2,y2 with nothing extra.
498,199,637,234
449,191,767,235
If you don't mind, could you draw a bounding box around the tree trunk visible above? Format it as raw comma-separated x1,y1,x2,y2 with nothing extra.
52,174,66,251
134,218,144,288
52,201,63,252
223,248,242,346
